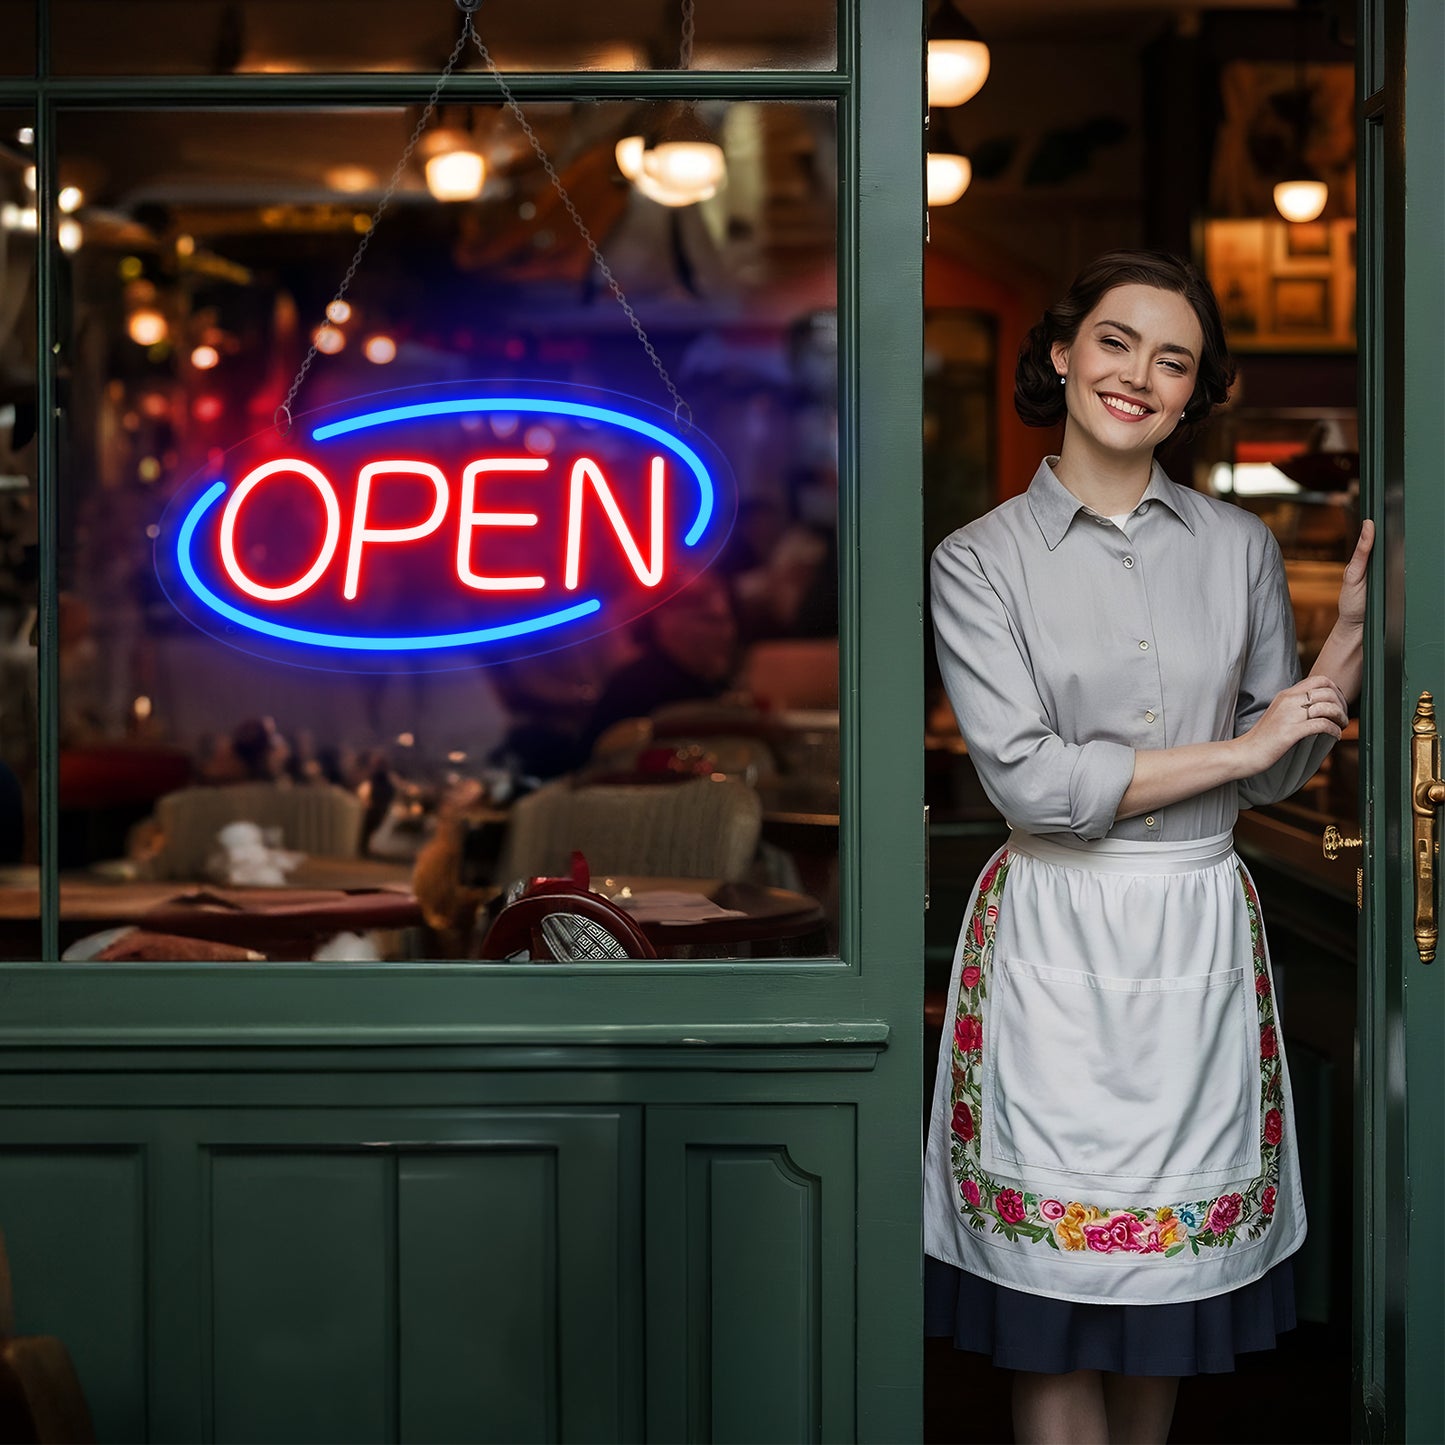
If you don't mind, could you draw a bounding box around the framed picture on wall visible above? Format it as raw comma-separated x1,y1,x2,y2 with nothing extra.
1202,217,1355,352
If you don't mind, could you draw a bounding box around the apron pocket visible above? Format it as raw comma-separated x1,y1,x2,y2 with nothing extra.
980,955,1259,1193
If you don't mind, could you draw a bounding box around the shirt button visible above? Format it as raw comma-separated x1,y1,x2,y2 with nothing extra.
1137,503,1149,515
1123,556,1135,569
1145,710,1156,723
1139,640,1149,650
1145,815,1157,827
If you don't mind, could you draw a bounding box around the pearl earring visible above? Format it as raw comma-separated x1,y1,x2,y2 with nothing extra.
1058,374,1066,386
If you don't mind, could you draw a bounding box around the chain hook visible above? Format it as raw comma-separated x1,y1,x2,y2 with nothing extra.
273,403,293,439
454,0,483,11
673,400,693,434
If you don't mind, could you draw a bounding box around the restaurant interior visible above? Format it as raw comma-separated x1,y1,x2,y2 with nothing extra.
0,0,1360,1437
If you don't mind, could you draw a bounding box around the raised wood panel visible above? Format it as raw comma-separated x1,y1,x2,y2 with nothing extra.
646,1107,856,1444
398,1151,559,1445
209,1152,395,1444
0,1148,147,1443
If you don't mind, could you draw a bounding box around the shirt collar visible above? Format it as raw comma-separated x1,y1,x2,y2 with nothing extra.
1025,456,1197,551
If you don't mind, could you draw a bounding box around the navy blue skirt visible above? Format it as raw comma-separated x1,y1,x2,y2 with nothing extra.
924,1255,1296,1376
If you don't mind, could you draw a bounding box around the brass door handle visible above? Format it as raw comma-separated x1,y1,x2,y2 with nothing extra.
1411,692,1445,962
1322,824,1363,861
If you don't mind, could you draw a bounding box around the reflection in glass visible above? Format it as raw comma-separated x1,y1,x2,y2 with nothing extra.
0,112,38,957
53,1,837,75
0,4,36,76
56,101,839,960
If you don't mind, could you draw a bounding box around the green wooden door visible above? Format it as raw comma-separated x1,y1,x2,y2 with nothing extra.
0,4,925,1441
1356,1,1445,1438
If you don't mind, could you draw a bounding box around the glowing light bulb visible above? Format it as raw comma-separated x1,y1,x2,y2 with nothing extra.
641,139,726,193
314,325,345,355
927,153,972,206
363,334,397,365
326,299,352,324
615,136,716,206
190,344,220,370
58,218,82,252
127,308,168,346
928,40,990,106
1273,179,1328,224
425,148,486,202
57,185,82,213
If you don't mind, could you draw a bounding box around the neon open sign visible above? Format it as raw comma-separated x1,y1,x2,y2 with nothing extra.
157,382,736,669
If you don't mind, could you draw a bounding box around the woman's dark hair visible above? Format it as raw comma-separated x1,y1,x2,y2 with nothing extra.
1014,250,1236,432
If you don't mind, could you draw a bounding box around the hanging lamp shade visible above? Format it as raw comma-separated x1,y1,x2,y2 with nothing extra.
928,1,990,107
615,135,717,206
1273,177,1328,223
641,104,727,193
420,122,486,202
927,152,972,206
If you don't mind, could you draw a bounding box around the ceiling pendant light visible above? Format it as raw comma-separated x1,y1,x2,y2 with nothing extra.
615,135,717,207
926,110,971,206
928,1,991,108
420,109,486,202
641,104,726,193
1273,12,1328,224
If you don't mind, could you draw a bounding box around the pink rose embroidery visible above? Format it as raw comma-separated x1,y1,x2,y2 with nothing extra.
951,1101,974,1142
1039,1199,1065,1222
1205,1193,1243,1235
1263,1109,1283,1147
962,1179,981,1208
1256,973,1272,997
978,856,1004,893
954,1015,982,1053
971,914,984,947
995,1189,1026,1225
961,964,982,991
1261,1185,1277,1217
1082,1212,1146,1254
1260,1024,1278,1060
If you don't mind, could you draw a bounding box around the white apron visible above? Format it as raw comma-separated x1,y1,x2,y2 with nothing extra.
923,829,1305,1306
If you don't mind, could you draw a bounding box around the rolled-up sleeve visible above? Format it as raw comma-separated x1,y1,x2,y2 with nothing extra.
931,537,1136,840
1235,531,1334,807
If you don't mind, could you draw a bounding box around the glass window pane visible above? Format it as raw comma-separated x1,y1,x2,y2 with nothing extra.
0,110,38,958
52,1,838,75
57,100,838,961
0,4,35,76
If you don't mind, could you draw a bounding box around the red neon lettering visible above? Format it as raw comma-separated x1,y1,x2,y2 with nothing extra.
456,458,547,592
220,458,341,602
344,460,450,601
564,456,666,591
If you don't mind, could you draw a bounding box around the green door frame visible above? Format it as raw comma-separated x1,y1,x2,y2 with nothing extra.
1357,0,1444,1439
0,4,926,1439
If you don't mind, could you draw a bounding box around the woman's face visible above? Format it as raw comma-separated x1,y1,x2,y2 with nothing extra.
1050,283,1203,463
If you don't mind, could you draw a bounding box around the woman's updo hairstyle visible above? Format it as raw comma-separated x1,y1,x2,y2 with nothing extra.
1014,250,1236,432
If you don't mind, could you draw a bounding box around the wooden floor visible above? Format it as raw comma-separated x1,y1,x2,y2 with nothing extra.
924,1318,1351,1443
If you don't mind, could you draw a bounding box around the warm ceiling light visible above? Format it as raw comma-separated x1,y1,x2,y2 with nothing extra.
190,344,220,370
16,126,33,145
325,299,352,324
927,152,972,206
363,334,397,365
57,185,83,213
325,164,376,194
641,106,726,193
127,308,168,346
928,2,991,107
615,135,716,207
23,165,35,192
175,234,196,257
58,218,82,252
314,325,346,355
1273,179,1328,223
421,125,486,202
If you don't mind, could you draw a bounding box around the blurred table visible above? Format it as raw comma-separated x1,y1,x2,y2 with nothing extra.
1,857,419,959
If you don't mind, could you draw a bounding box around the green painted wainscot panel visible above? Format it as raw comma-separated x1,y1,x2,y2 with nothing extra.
203,1108,636,1445
0,1148,148,1443
645,1105,856,1444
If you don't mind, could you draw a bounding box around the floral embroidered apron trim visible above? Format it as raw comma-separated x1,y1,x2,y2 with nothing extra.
948,850,1282,1258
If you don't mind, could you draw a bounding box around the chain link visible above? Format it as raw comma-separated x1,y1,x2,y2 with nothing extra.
467,26,692,428
679,0,696,71
276,20,474,435
279,3,694,435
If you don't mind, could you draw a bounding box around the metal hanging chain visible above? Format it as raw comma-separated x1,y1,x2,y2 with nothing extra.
275,20,472,436
277,0,696,436
466,17,693,430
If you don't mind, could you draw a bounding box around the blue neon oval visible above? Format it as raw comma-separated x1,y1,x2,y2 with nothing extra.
177,481,603,652
311,396,715,546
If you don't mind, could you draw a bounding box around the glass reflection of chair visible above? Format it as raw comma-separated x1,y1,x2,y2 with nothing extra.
148,781,365,879
496,775,763,885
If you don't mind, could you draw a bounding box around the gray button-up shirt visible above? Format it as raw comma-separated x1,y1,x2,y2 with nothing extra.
930,457,1331,842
